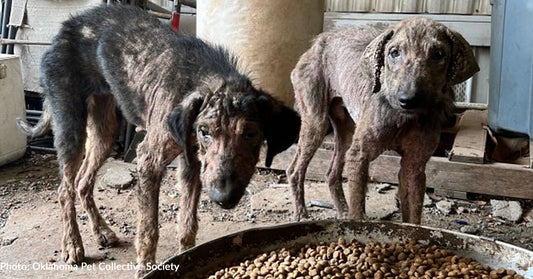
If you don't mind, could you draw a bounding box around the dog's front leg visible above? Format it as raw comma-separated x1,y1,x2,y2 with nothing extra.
134,133,178,277
398,129,439,224
398,155,428,224
176,154,201,251
345,138,369,220
135,156,163,277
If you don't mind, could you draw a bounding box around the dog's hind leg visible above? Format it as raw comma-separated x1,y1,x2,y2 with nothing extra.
135,126,179,276
286,100,329,221
326,98,354,218
286,66,329,221
176,153,201,251
75,95,119,247
48,89,88,264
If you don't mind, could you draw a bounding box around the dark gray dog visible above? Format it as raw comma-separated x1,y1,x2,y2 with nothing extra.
17,5,299,277
287,18,479,222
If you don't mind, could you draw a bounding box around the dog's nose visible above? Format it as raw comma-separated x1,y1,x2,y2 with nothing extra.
397,91,418,109
208,188,238,209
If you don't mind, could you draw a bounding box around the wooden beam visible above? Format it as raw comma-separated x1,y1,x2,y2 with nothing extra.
370,155,533,200
259,145,331,181
260,145,533,200
449,110,487,164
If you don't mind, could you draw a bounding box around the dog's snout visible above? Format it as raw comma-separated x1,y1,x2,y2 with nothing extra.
207,175,243,209
397,91,418,109
208,188,235,209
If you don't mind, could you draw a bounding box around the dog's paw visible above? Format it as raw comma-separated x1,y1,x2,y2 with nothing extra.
178,238,195,252
62,239,85,265
96,227,119,247
135,266,147,279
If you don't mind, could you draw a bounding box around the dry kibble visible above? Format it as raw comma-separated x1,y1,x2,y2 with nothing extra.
202,239,523,279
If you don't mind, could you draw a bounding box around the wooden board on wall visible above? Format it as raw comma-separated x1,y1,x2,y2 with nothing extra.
260,145,533,200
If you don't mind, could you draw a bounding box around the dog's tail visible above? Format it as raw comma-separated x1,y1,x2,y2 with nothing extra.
16,98,52,138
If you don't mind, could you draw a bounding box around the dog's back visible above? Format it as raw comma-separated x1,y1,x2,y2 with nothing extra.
292,26,382,123
40,4,245,128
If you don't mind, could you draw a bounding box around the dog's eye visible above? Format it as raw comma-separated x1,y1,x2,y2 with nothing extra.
430,48,445,61
198,126,211,143
244,129,258,140
389,48,401,59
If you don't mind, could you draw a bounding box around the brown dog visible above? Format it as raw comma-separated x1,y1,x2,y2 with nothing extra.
287,18,479,223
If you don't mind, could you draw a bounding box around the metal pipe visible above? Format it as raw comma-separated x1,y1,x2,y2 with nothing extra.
1,0,13,53
26,109,43,115
6,26,16,53
0,38,52,45
148,10,171,19
29,146,56,153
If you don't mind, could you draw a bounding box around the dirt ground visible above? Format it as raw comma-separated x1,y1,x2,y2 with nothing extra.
0,152,532,278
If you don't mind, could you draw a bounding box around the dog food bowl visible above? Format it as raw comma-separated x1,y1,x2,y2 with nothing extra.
143,220,533,278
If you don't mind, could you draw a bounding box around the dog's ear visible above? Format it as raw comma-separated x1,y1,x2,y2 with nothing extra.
361,28,394,93
257,95,301,167
445,28,480,85
166,92,204,166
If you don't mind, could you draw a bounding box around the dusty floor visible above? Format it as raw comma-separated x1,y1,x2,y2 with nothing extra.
0,152,532,278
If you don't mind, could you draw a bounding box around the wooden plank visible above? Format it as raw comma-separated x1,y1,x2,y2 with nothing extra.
455,102,488,110
434,189,468,200
258,145,332,181
260,145,533,200
370,155,533,200
449,110,488,164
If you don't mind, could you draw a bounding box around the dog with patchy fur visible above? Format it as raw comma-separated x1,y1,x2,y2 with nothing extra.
287,18,479,222
17,5,299,277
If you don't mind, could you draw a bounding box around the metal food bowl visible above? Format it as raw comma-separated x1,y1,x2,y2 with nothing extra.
144,220,533,278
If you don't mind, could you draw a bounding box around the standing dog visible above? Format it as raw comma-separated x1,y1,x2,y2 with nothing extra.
17,5,299,277
287,18,479,222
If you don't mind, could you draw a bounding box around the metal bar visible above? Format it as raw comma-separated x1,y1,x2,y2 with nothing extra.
26,109,43,115
0,38,52,45
5,25,15,53
148,10,171,19
29,146,56,153
1,0,12,53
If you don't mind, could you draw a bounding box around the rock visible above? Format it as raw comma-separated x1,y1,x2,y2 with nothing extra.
376,183,392,193
523,208,533,223
491,200,523,222
460,225,479,234
1,236,18,246
423,193,432,207
99,161,135,190
436,200,454,215
457,206,468,214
